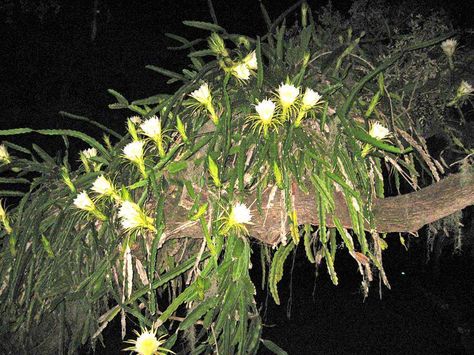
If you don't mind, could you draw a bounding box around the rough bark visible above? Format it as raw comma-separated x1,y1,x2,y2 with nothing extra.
165,168,474,245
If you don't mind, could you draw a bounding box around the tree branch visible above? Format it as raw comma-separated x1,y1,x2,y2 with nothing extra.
165,168,474,245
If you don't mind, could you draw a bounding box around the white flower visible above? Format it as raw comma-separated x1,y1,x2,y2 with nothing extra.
73,191,95,211
277,83,300,108
129,115,142,125
441,39,457,57
301,88,322,109
457,80,473,97
255,99,276,125
140,116,162,140
81,148,97,159
119,201,154,231
0,144,11,164
189,83,212,106
91,175,115,196
369,122,390,140
232,63,251,80
134,331,160,355
243,50,258,70
124,328,171,355
230,203,252,225
123,140,144,163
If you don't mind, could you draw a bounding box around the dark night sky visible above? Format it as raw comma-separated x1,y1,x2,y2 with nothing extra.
1,0,473,354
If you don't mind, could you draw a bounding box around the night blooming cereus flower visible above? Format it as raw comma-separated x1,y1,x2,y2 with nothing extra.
91,175,117,199
82,147,97,159
243,50,258,70
369,122,390,140
73,191,106,220
301,88,322,110
119,200,155,232
295,88,323,127
80,147,98,172
123,327,173,355
361,122,391,157
123,140,147,177
189,82,212,106
232,62,251,81
441,38,457,70
140,116,166,157
447,80,473,107
222,202,253,235
441,38,457,58
129,115,142,125
0,144,11,164
277,83,300,119
189,83,219,125
457,80,473,98
250,99,279,137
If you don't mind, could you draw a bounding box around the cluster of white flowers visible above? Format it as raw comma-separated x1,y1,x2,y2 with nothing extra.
249,83,323,134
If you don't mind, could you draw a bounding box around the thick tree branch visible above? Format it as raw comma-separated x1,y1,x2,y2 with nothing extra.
165,168,474,245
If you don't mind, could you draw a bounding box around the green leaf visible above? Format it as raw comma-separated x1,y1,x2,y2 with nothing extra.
0,177,30,184
188,49,215,58
107,89,128,105
146,65,187,81
41,235,55,258
182,20,225,33
261,339,288,355
179,296,218,330
353,127,411,155
0,128,110,159
256,36,264,89
208,155,221,187
166,161,188,174
0,190,25,197
268,242,295,305
190,203,208,221
32,144,56,165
